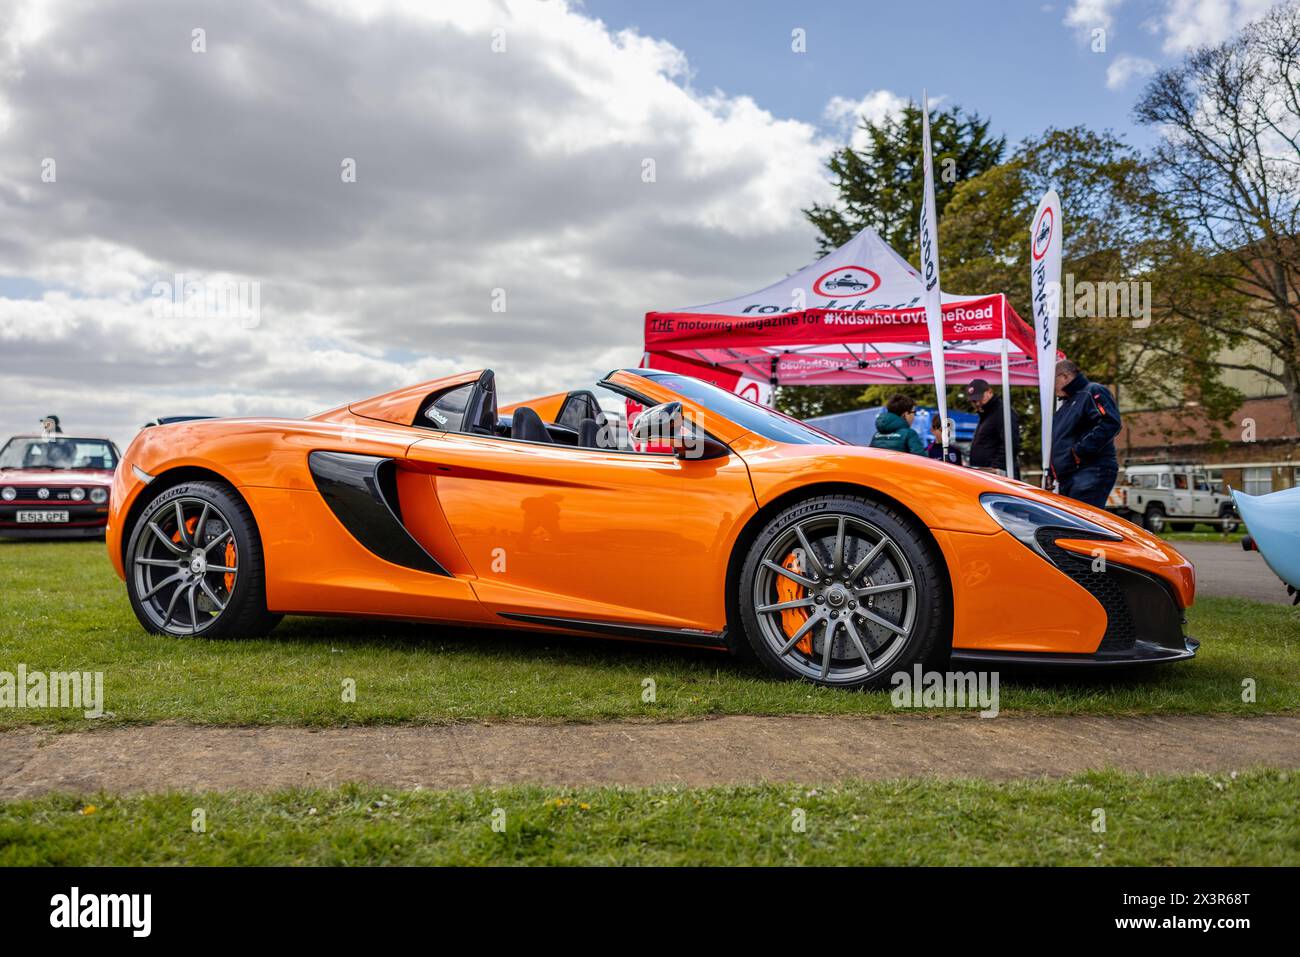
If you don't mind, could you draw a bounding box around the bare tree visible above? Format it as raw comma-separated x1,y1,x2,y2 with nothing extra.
1136,1,1300,429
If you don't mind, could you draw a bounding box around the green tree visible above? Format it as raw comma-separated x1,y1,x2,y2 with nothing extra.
1135,1,1300,430
774,386,870,420
781,102,1004,419
939,127,1241,463
806,102,1006,256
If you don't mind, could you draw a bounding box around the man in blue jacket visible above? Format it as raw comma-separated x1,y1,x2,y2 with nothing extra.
1050,360,1122,506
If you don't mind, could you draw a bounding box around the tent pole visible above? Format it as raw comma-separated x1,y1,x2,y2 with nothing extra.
1000,310,1013,478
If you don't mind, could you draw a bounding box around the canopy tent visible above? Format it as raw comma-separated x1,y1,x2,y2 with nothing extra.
643,227,1039,399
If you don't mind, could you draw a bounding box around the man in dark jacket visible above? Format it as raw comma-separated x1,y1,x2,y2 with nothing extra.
1050,360,1121,507
869,394,926,455
965,379,1019,477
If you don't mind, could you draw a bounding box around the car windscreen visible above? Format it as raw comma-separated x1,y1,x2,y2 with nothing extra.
0,437,118,470
639,373,845,446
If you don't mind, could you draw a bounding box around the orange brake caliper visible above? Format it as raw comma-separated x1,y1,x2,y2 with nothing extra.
223,540,236,592
171,517,199,546
777,552,813,655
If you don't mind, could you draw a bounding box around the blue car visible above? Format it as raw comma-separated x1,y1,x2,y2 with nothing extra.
1233,486,1300,604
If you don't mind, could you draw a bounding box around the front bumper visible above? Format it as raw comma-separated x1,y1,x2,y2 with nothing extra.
0,524,108,539
953,637,1198,668
0,503,110,539
951,532,1197,667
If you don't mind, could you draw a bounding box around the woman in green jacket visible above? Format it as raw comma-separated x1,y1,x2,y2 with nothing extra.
869,394,926,455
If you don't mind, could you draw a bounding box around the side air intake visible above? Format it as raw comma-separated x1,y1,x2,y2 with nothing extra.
308,451,449,576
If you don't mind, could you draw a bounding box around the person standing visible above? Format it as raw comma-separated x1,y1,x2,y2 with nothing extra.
925,414,962,465
1050,360,1122,507
965,379,1019,477
869,394,926,455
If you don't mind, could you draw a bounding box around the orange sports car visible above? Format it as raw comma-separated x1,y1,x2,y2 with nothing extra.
107,368,1197,688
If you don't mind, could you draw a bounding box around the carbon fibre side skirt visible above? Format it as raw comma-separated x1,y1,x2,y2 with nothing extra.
497,612,729,649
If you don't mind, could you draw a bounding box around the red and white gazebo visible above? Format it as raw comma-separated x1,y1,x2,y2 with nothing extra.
643,227,1038,411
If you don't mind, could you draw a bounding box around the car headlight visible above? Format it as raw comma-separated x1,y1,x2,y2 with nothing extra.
980,493,1120,559
1,487,14,502
70,487,86,501
89,487,109,504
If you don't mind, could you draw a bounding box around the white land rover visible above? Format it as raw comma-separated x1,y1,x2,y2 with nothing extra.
1106,463,1239,533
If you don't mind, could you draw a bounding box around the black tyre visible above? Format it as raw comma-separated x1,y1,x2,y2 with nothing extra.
125,480,280,638
1218,506,1240,534
1143,504,1166,533
737,495,948,689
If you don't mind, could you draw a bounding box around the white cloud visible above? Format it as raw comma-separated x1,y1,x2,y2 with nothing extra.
1106,53,1158,88
823,90,909,152
1064,0,1126,32
0,0,838,445
1159,0,1279,52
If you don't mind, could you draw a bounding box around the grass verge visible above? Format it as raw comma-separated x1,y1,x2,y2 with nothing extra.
2,541,1297,727
1,771,1295,865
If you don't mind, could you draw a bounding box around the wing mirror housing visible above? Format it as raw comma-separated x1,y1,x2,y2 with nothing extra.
630,401,728,460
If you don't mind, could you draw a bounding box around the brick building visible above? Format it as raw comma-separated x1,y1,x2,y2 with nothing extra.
1116,394,1299,494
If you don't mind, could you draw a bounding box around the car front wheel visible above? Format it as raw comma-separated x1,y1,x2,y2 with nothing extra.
738,495,948,689
125,480,280,638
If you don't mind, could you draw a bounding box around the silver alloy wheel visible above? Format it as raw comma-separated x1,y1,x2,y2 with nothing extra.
752,513,916,684
131,496,238,636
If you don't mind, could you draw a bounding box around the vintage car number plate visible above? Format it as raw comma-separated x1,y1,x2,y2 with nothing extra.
16,510,69,523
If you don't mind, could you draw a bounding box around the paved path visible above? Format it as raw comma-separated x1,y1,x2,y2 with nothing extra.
1178,541,1294,604
2,714,1298,798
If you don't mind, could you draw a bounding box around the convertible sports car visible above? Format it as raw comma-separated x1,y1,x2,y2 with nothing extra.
106,368,1197,688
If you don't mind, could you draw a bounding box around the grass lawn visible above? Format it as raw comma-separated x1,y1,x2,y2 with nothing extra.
1,541,1297,728
1162,529,1247,544
2,770,1295,865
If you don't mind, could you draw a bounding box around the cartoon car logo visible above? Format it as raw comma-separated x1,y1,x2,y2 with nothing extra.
824,275,872,291
1032,207,1054,260
812,266,881,298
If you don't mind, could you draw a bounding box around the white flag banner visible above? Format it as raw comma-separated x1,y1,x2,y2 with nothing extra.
1029,189,1063,486
918,91,948,452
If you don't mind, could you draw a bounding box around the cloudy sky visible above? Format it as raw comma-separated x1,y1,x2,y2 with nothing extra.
0,0,1279,447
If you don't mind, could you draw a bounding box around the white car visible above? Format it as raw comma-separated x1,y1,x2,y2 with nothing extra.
1106,463,1238,533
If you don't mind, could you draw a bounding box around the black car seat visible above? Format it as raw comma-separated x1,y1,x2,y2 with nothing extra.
511,406,553,443
580,413,620,450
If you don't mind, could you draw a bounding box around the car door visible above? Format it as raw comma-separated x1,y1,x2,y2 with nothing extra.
1191,472,1216,518
399,430,758,635
1170,471,1193,517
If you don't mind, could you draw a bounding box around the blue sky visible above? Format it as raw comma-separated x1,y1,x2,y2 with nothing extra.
0,0,1274,444
581,0,1195,150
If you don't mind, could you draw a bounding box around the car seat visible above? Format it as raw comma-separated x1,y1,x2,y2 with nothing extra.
511,406,553,443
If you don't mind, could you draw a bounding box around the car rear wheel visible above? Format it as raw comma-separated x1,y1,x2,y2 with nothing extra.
1218,506,1240,534
125,480,280,638
738,495,948,689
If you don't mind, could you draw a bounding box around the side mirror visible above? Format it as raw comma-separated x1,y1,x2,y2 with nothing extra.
631,401,684,447
631,401,728,460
